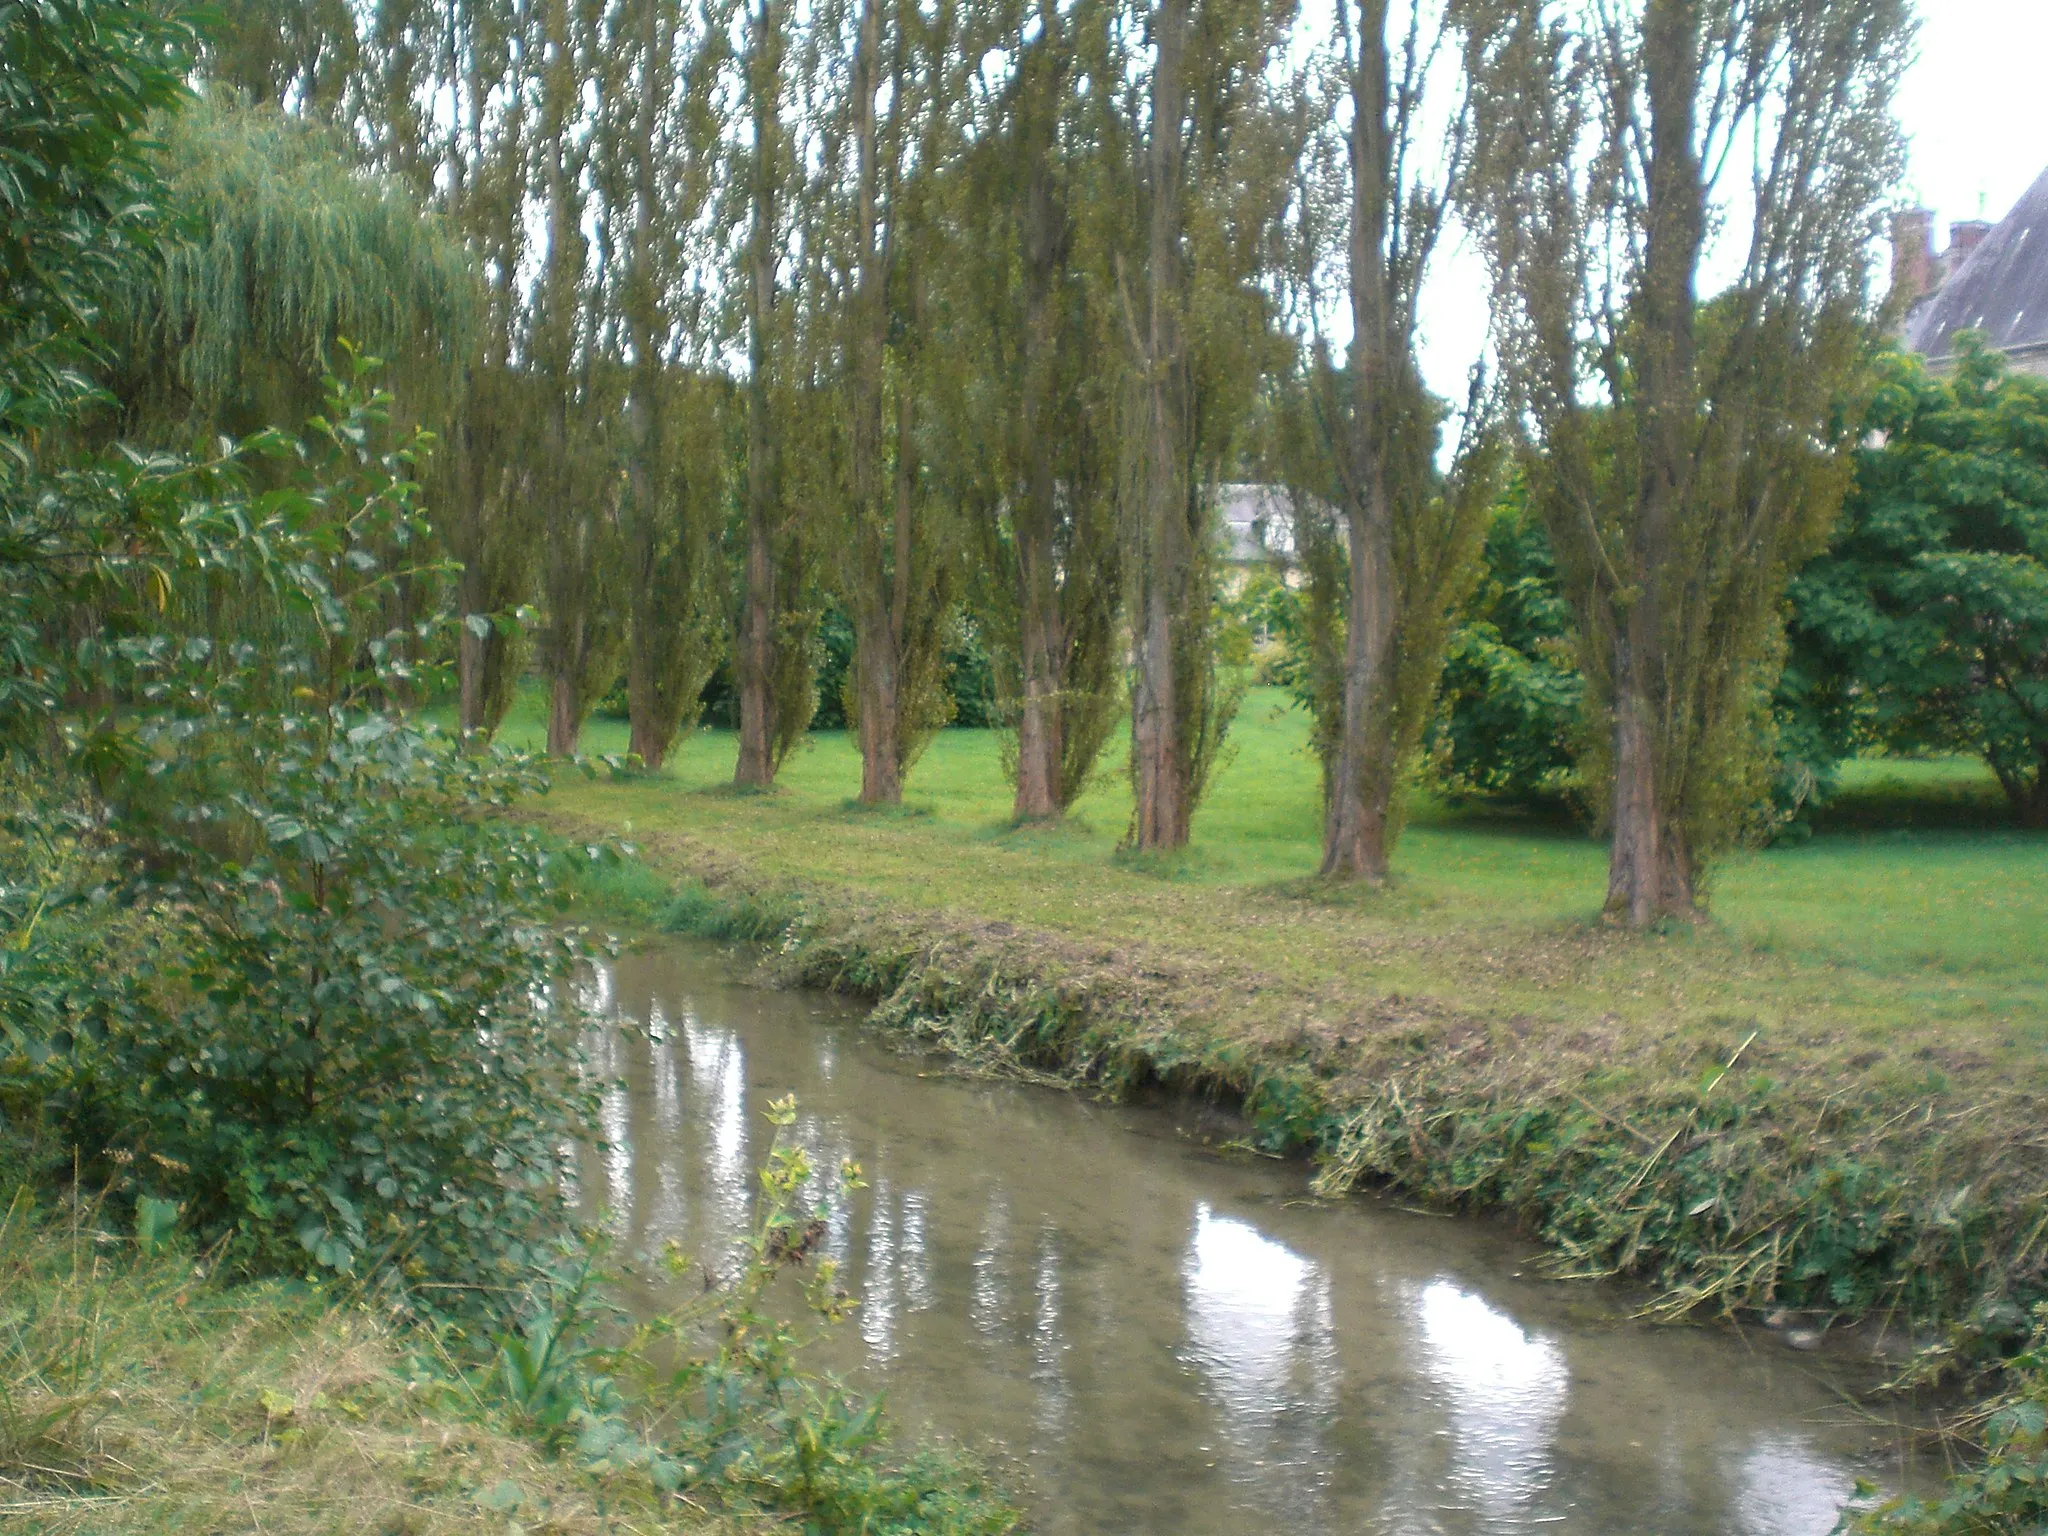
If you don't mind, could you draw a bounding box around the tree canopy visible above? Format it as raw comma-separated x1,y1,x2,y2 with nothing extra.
1790,339,2048,826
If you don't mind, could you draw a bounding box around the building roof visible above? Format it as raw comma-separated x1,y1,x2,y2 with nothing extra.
1904,165,2048,368
1217,482,1298,562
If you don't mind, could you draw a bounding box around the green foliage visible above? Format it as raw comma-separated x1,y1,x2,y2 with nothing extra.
119,92,480,438
0,0,196,441
1427,483,1584,802
7,373,596,1298
1853,1304,2048,1533
1788,340,2048,827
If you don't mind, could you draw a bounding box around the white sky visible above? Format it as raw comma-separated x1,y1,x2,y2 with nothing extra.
1414,1,2048,403
1896,1,2048,234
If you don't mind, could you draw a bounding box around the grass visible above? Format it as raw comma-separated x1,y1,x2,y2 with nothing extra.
0,1184,735,1536
504,687,2048,1331
518,689,2048,1038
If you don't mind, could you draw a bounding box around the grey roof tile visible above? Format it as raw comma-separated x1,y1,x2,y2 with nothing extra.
1905,166,2048,363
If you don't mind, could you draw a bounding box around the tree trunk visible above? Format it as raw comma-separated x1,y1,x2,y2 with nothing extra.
1320,506,1395,879
847,0,899,806
1012,580,1062,820
735,0,782,792
1010,109,1066,824
1129,0,1191,852
1604,0,1704,926
734,508,777,787
1605,654,1695,923
547,666,581,757
457,619,487,737
1320,0,1396,882
625,645,669,769
855,628,902,803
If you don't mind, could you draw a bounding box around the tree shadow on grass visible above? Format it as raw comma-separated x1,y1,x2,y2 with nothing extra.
836,798,935,819
1108,843,1228,882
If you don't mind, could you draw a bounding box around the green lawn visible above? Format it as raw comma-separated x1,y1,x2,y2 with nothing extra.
487,685,2048,1110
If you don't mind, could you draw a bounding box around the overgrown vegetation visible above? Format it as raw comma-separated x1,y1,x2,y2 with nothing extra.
0,11,1016,1527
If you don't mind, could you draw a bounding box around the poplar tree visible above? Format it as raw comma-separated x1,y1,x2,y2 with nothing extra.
821,0,964,803
1123,0,1292,851
1457,0,1909,923
1280,1,1497,883
732,0,821,787
953,0,1128,824
596,0,731,769
528,0,625,756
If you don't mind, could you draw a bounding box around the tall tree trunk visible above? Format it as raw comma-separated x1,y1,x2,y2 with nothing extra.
734,478,778,786
1605,0,1704,925
625,646,667,768
547,664,581,757
458,619,487,736
846,0,900,805
1011,516,1063,820
1321,506,1395,878
1129,0,1191,852
735,0,783,791
1010,93,1066,822
1321,0,1395,881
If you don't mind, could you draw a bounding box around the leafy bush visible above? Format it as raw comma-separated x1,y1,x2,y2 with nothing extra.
1786,339,2048,827
1425,486,1585,803
4,372,597,1300
1853,1303,2048,1533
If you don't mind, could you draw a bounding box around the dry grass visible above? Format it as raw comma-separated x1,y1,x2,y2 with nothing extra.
0,1187,736,1536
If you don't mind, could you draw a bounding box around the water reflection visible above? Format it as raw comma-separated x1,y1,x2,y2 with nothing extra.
1415,1279,1571,1522
577,946,1917,1536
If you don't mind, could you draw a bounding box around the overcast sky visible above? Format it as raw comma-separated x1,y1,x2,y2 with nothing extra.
1414,2,2048,401
1898,1,2048,233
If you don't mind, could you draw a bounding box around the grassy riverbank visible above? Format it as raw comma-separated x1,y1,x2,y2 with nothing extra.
521,688,2048,1335
0,1189,737,1536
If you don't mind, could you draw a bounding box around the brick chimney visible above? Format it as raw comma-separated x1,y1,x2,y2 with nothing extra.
1949,219,1994,267
1891,206,1937,304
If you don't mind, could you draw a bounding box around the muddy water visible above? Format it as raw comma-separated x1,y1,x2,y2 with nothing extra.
576,941,1919,1536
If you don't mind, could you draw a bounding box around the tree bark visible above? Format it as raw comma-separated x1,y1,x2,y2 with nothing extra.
547,665,581,757
1320,0,1396,882
1606,656,1694,921
1321,506,1395,879
1605,0,1704,925
1129,0,1191,852
625,647,667,769
457,619,487,737
1009,81,1067,823
734,0,782,791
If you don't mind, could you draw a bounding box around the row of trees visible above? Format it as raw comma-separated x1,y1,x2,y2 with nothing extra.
165,0,1910,925
1342,332,2048,840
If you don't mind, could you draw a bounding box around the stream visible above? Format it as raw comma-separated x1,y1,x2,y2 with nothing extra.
573,939,1922,1535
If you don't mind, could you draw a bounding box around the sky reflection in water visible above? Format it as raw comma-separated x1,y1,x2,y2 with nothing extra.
578,946,1913,1536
